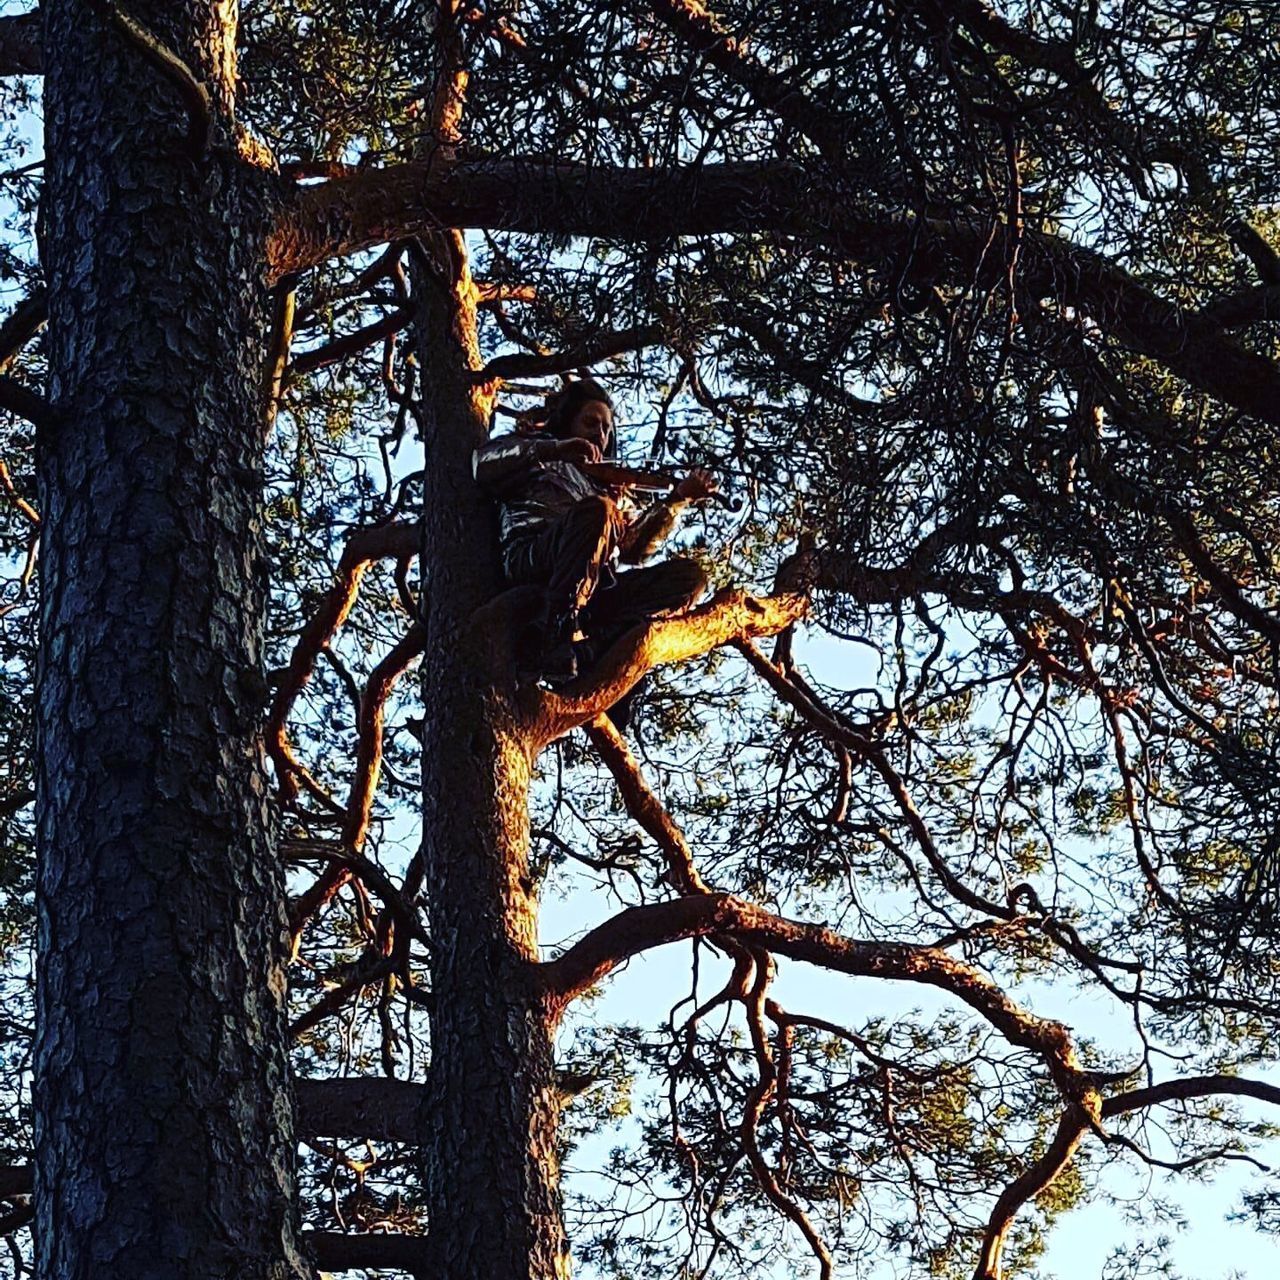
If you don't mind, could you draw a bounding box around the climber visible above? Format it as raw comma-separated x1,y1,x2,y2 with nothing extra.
473,377,717,713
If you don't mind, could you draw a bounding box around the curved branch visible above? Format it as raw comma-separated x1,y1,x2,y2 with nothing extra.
290,952,397,1039
973,1105,1096,1280
271,155,1280,428
0,289,46,373
477,321,665,383
584,713,710,894
92,1,212,153
733,638,1013,921
287,307,415,382
0,459,38,525
288,621,427,946
266,521,417,804
538,893,1086,1093
0,374,51,427
525,588,808,747
1102,1073,1280,1118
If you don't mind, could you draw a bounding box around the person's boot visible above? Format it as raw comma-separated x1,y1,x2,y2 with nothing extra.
516,599,578,685
539,611,579,684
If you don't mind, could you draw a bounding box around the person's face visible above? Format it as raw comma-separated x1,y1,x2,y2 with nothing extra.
566,400,614,452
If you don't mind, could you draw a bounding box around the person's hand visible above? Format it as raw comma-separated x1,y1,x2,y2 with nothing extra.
556,438,603,466
673,467,718,502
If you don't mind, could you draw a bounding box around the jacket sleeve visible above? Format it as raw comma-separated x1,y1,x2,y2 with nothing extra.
618,496,687,564
472,434,559,497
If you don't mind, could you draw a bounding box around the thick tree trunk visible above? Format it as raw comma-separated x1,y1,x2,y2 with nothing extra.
414,235,570,1280
35,5,304,1277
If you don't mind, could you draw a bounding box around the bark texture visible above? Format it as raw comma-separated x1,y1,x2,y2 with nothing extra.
35,4,304,1276
413,235,569,1280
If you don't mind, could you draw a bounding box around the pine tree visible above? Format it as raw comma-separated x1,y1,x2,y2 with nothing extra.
1,3,1279,1278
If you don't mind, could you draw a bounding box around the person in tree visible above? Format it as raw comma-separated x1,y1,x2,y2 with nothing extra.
473,378,716,703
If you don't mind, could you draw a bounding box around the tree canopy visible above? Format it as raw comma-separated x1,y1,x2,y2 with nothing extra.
2,2,1280,1278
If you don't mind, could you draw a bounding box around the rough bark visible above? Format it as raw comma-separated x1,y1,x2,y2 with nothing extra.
35,4,304,1277
413,234,569,1280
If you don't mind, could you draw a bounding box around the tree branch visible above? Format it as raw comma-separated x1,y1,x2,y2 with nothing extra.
295,1076,424,1142
733,638,1013,922
91,0,212,153
1227,218,1280,285
477,321,665,383
524,588,808,747
287,307,415,382
585,713,710,894
1102,1073,1280,1118
0,459,38,525
0,288,46,373
269,156,1280,428
267,521,418,805
306,1231,428,1273
973,1105,1096,1280
0,12,40,77
0,374,51,428
538,893,1086,1092
288,621,427,947
0,1165,29,1200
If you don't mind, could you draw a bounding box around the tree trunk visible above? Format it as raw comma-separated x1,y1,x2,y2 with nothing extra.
414,235,570,1280
34,5,304,1276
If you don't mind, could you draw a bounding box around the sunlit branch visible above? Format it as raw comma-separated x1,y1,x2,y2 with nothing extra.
0,288,46,373
973,1105,1096,1280
288,621,427,948
584,713,710,895
525,589,808,747
262,279,295,433
648,0,854,163
0,459,38,526
475,281,537,307
539,894,1088,1096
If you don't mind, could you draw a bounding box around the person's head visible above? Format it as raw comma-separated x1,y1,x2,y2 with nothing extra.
545,378,615,455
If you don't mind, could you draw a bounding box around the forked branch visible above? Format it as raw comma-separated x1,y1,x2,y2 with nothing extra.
525,589,808,746
267,521,418,804
585,713,710,894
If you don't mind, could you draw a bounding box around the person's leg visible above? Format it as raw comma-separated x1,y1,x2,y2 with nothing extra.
506,497,621,681
578,556,707,728
581,556,706,634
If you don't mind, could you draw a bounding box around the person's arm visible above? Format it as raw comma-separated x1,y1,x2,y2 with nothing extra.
618,468,718,564
472,434,558,497
472,435,602,496
618,496,685,564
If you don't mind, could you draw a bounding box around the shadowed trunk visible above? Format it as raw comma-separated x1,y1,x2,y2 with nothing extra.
35,3,304,1276
413,234,570,1280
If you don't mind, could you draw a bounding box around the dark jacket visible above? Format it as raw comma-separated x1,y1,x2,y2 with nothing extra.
473,433,682,575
